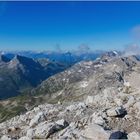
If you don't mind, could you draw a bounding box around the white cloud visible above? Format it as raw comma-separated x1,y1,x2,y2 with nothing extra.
124,43,140,56
77,43,91,53
131,25,140,40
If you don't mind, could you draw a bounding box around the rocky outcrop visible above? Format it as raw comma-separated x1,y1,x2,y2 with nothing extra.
0,95,140,140
109,131,128,139
29,111,46,127
81,124,110,140
106,106,127,117
128,132,140,140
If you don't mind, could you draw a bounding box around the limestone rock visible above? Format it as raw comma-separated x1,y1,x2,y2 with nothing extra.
66,105,76,112
81,124,110,140
19,136,31,140
128,132,140,140
0,135,11,140
114,98,123,106
56,119,69,127
29,112,45,127
133,102,140,112
106,106,126,117
85,96,94,105
124,96,135,109
26,129,34,138
90,112,105,126
29,119,69,139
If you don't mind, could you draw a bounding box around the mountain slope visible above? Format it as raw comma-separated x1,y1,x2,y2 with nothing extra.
1,54,140,139
0,52,139,120
31,51,127,99
0,55,68,99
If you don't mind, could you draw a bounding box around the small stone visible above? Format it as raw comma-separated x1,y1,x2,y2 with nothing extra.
66,105,76,111
107,109,117,117
56,119,69,127
90,112,105,126
133,102,140,112
109,131,127,139
30,119,69,139
1,135,11,140
124,96,135,109
81,124,110,140
29,112,45,127
106,106,126,117
26,129,34,138
128,132,140,140
85,96,94,105
77,102,87,109
19,136,31,140
114,98,123,106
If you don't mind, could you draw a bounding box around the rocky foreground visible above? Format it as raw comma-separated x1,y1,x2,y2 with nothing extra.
0,87,140,139
1,53,140,139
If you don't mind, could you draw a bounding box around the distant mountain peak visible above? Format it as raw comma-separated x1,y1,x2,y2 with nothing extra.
10,55,40,67
0,54,10,63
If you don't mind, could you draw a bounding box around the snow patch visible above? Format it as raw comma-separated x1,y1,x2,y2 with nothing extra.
94,64,102,68
124,81,130,87
78,70,82,73
113,51,118,55
58,90,63,96
80,81,88,88
84,61,93,66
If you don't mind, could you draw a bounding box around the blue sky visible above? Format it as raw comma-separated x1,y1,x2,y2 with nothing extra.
0,1,140,51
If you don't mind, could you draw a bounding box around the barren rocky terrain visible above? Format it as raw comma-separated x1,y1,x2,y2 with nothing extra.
1,52,140,139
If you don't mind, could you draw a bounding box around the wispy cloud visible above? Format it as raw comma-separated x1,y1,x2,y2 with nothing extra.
131,25,140,40
124,43,140,56
77,43,91,54
123,25,140,56
54,44,62,53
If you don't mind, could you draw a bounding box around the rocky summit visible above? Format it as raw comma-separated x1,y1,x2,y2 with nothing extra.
1,53,140,139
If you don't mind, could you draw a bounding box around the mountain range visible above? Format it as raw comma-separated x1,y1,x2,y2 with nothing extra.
1,50,140,139
0,55,67,99
0,50,105,100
